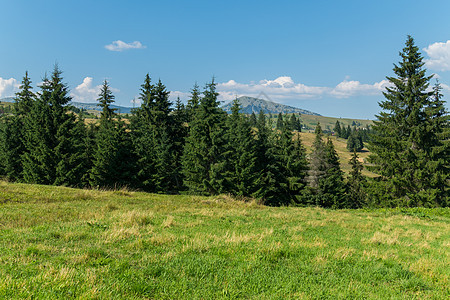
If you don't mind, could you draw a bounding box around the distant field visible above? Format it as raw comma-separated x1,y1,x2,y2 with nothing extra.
297,132,375,177
0,182,448,299
299,114,374,132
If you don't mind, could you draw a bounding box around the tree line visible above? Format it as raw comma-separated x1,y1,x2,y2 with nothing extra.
0,36,448,207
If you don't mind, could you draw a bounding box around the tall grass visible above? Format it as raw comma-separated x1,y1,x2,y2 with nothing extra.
0,181,448,298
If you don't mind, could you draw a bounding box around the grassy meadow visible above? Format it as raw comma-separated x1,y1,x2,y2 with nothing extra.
0,181,449,299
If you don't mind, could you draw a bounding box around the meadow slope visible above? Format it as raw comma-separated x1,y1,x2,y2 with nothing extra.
0,181,448,299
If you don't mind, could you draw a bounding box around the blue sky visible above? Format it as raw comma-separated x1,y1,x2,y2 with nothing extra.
1,0,449,119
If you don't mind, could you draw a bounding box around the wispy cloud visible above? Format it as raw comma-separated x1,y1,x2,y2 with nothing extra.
70,77,120,103
105,40,146,52
0,77,20,98
424,40,450,72
214,76,391,102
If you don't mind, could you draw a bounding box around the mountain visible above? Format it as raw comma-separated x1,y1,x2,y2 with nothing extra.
221,96,320,116
69,102,133,114
0,97,15,103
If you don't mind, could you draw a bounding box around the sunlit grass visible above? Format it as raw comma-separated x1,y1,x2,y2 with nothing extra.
0,181,448,298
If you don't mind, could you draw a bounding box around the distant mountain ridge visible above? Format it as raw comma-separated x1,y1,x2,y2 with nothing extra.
0,97,133,114
221,96,320,116
69,102,133,114
2,96,319,116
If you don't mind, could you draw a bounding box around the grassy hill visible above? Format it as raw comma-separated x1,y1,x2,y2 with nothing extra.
297,132,374,177
0,181,449,298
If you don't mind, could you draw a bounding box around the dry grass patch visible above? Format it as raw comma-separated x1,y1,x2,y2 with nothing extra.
119,210,154,227
333,247,356,260
365,231,399,245
162,215,175,228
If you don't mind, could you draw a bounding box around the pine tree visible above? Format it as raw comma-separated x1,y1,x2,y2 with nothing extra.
318,138,347,208
347,151,366,208
186,83,201,122
21,66,85,186
90,81,135,188
182,79,228,194
368,36,449,207
308,123,346,207
308,123,327,191
276,126,308,203
130,74,156,191
347,131,363,152
276,113,284,130
252,110,289,205
0,72,35,181
249,112,257,127
224,99,259,197
334,120,342,137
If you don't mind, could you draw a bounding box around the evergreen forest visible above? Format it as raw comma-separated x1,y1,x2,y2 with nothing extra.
1,36,448,208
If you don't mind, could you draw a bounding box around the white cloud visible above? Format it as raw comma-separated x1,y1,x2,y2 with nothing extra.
0,77,20,98
423,40,450,71
70,77,120,103
216,76,391,102
329,79,391,98
105,40,146,52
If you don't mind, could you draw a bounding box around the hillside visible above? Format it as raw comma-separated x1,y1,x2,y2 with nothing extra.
221,96,320,115
0,181,448,298
297,132,375,177
70,101,133,114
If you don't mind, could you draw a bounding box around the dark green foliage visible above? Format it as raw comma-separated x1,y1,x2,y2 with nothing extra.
249,112,257,127
0,72,35,180
286,114,301,131
346,151,367,208
90,81,136,188
276,113,284,130
308,123,346,208
21,66,85,186
275,127,308,203
252,110,289,205
319,138,347,208
130,75,182,192
334,120,342,137
130,74,157,191
97,80,117,120
186,83,200,122
224,99,259,197
182,79,228,194
368,36,449,207
347,130,363,152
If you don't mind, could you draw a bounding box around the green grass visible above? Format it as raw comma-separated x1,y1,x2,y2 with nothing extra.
0,181,448,299
299,114,373,132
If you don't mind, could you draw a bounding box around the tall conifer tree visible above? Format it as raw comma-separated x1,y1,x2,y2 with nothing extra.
0,72,35,181
182,79,227,194
368,36,449,206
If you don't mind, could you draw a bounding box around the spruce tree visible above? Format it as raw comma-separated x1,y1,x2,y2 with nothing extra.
89,80,135,188
276,113,284,130
249,112,257,127
334,120,342,137
318,138,346,208
276,126,308,203
308,123,327,191
186,83,201,122
182,79,228,194
347,131,363,152
0,72,35,181
22,66,85,186
347,151,366,208
130,74,156,191
252,110,288,205
368,36,449,206
224,99,259,197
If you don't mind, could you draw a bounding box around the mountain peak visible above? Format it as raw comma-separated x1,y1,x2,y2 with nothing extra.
221,96,320,115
